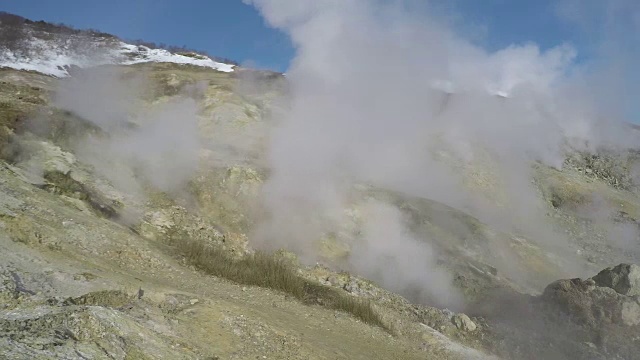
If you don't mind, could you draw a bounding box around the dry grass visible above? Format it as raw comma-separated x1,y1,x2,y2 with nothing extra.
42,170,120,219
173,237,388,331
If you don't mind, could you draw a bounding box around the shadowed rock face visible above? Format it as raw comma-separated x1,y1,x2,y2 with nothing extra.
543,277,639,327
592,263,640,297
541,263,640,329
542,264,640,333
534,264,640,359
459,263,640,360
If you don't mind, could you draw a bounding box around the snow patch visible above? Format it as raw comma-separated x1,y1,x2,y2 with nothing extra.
0,36,235,77
118,43,234,72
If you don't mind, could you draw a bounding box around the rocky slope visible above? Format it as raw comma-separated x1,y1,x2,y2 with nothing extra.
1,14,640,360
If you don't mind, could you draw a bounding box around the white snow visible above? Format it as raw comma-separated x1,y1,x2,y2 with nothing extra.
0,37,118,77
0,50,74,78
0,35,235,77
117,43,235,72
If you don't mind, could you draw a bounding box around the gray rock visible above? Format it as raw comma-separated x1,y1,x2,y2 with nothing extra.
451,313,476,332
542,265,640,329
543,278,622,327
592,264,640,297
327,275,342,287
343,280,361,294
621,299,640,326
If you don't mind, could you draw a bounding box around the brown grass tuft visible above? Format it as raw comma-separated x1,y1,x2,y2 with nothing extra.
173,237,388,331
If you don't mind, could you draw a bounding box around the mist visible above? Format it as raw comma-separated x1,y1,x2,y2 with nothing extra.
52,66,201,198
245,0,640,310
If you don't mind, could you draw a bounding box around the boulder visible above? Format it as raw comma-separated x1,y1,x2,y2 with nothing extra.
451,313,476,332
542,266,640,328
592,264,640,297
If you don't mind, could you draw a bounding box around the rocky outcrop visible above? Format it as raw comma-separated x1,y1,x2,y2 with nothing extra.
563,150,638,190
532,264,640,359
543,277,640,327
451,313,477,332
592,263,640,297
0,270,200,360
542,263,640,328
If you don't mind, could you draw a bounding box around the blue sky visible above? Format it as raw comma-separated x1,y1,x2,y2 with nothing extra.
0,0,603,73
1,0,295,71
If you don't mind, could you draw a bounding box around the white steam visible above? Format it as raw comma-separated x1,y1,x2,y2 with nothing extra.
53,66,201,196
246,0,640,308
352,200,465,309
